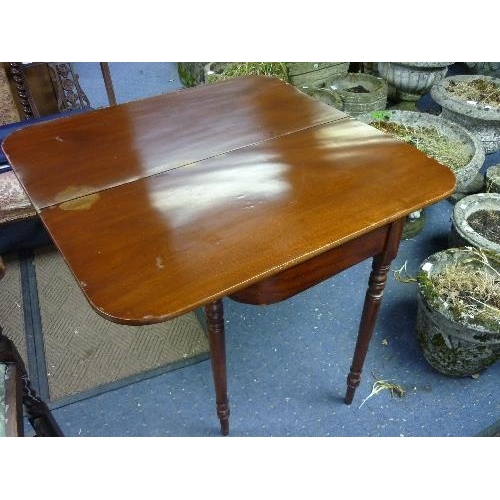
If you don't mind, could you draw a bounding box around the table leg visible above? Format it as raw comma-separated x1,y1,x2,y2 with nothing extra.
205,299,230,435
344,219,405,404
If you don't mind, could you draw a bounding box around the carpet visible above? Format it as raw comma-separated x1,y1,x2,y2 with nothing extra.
0,64,21,126
0,246,210,408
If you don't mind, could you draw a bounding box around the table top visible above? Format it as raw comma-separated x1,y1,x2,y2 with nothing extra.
3,76,456,325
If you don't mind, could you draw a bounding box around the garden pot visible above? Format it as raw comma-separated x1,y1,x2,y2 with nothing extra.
378,62,452,110
485,164,500,193
431,74,500,153
416,247,500,376
448,193,500,253
356,109,485,237
465,62,500,79
401,209,426,240
177,62,207,87
203,62,289,84
326,72,388,116
304,87,343,108
286,62,349,91
448,171,485,205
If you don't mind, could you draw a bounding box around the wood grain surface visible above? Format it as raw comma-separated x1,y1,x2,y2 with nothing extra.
3,76,456,325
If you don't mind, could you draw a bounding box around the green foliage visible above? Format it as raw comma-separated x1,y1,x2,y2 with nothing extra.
370,110,391,121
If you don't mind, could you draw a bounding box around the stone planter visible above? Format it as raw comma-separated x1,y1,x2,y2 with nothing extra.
325,72,388,116
448,193,500,253
431,74,500,153
465,62,500,79
177,62,208,88
485,164,500,193
356,109,485,195
286,62,349,91
204,62,229,83
416,247,500,376
378,62,452,110
203,62,289,84
305,87,343,108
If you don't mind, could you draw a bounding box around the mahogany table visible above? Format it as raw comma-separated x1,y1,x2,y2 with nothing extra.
2,76,456,435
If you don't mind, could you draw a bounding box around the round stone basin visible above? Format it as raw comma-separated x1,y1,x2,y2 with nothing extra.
450,192,500,253
431,74,500,153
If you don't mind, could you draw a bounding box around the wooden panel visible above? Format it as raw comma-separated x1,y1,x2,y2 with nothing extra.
229,225,390,304
3,76,348,209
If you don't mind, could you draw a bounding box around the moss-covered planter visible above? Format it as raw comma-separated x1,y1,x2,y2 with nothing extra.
416,248,500,376
465,62,500,79
378,62,452,110
304,87,343,108
431,75,500,153
177,62,207,88
485,164,500,193
286,62,349,90
356,110,484,238
326,72,388,116
356,110,484,194
448,193,500,252
203,62,289,84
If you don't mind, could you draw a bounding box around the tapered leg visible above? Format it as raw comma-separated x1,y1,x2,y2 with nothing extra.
344,219,405,404
205,299,230,436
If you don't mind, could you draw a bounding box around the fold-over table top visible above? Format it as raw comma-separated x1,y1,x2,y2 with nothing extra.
2,76,456,324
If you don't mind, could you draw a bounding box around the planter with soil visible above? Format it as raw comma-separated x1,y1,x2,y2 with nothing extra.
204,62,290,84
357,109,485,238
448,193,500,253
378,62,453,110
324,72,388,116
416,247,500,376
431,74,500,153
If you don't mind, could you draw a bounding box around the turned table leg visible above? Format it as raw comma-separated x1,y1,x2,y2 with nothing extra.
204,299,230,435
344,219,405,404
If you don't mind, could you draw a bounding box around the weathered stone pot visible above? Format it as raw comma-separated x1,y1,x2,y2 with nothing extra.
431,74,500,153
203,62,289,85
326,72,388,116
357,109,485,195
485,164,500,193
357,109,485,238
204,62,230,83
378,62,452,110
465,62,500,79
286,62,349,91
177,62,207,87
416,247,500,376
304,87,343,108
448,193,500,252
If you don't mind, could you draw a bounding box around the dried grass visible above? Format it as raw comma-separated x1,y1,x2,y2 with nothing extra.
206,62,289,83
359,379,405,408
447,78,500,108
371,121,472,173
429,248,500,327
